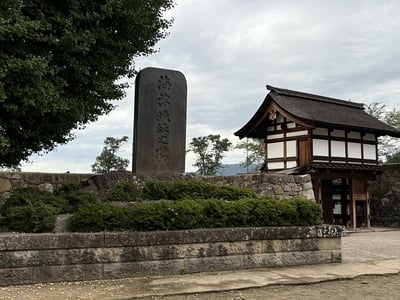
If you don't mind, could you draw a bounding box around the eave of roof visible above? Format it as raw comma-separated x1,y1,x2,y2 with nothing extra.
235,85,400,139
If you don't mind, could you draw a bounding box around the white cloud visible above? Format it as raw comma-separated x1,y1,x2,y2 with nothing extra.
23,0,400,173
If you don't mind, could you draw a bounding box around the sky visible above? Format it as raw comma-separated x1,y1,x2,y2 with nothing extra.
22,0,400,173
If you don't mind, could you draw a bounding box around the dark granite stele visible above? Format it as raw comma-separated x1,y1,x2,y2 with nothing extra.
133,67,187,176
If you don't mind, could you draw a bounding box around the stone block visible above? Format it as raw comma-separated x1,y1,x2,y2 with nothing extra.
33,264,103,283
0,178,12,193
0,267,33,286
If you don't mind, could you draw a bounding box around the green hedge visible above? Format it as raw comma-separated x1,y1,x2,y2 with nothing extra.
68,197,322,232
0,181,322,233
105,179,256,202
0,187,64,233
0,186,99,233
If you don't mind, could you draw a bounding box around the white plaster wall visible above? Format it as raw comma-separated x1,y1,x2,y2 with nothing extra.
313,139,329,156
287,140,297,157
363,144,376,160
267,142,284,158
331,141,346,157
348,142,362,158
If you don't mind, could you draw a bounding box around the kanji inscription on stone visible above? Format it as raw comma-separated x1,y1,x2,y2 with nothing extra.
133,67,187,175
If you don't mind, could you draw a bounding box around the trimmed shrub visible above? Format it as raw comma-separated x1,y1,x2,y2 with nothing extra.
68,196,322,232
129,202,165,231
62,190,100,213
54,183,99,212
107,181,143,202
54,182,84,198
68,202,129,232
275,200,299,226
291,197,323,226
142,181,172,200
171,199,204,230
142,179,256,201
226,197,256,227
201,198,227,228
1,187,68,216
0,187,66,232
4,201,57,233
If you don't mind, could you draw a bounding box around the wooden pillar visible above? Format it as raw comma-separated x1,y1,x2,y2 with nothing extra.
350,178,356,229
366,181,371,228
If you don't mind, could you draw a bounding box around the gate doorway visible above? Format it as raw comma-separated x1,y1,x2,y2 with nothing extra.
314,178,370,229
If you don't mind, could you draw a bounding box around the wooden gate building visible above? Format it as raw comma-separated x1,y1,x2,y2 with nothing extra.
235,85,400,228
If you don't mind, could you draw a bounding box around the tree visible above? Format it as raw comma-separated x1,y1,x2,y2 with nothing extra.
0,0,174,167
189,135,232,175
365,102,400,162
387,152,400,164
235,138,265,172
92,136,129,173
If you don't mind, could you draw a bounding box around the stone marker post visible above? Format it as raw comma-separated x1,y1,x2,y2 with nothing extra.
133,67,187,175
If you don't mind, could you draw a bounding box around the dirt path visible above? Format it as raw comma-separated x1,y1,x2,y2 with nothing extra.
148,273,400,300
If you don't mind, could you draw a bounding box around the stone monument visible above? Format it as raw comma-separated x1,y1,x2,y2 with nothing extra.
133,67,187,175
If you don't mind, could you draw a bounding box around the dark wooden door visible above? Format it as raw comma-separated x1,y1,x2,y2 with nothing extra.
298,140,310,166
321,180,334,224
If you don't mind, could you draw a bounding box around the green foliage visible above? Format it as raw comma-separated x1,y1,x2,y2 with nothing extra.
0,0,174,167
189,135,232,175
68,202,129,232
92,136,129,173
365,102,400,161
0,181,322,233
54,182,84,197
235,138,265,170
226,198,255,227
386,152,400,164
0,187,61,232
291,197,323,226
68,196,322,232
1,187,67,215
5,202,57,233
62,190,99,213
168,199,204,230
129,202,165,231
107,181,143,202
142,180,172,200
142,179,256,201
55,182,99,212
201,198,227,228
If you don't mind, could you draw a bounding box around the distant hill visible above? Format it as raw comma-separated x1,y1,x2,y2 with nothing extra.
216,163,261,176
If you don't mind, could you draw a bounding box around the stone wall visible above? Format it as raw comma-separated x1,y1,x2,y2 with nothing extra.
203,173,315,200
0,171,315,203
0,172,92,205
0,225,342,286
370,164,400,227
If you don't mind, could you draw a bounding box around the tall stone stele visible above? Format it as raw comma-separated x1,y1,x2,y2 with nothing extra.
133,67,187,175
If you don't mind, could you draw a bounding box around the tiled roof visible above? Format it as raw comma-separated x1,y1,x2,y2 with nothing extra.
309,162,383,172
235,85,400,139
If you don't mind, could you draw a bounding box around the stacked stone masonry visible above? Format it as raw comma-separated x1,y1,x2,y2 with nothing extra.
0,225,342,286
0,171,315,202
0,172,92,205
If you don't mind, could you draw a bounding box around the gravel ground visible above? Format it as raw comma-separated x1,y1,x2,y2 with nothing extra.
146,273,400,300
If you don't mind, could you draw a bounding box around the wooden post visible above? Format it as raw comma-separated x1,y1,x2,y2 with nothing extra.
350,178,356,229
366,180,371,228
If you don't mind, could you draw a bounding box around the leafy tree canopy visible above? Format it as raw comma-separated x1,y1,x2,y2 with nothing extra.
0,0,174,167
235,138,264,171
92,136,129,173
365,102,400,162
189,134,232,175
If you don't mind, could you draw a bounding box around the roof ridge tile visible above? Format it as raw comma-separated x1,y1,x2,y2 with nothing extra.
266,85,364,109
